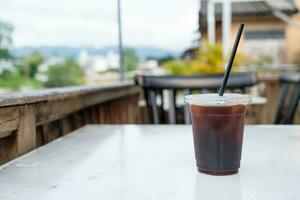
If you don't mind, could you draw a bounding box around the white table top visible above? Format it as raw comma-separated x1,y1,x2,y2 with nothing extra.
0,125,300,200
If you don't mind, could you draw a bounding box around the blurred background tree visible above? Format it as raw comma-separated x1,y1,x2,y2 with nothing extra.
163,42,249,75
190,43,224,74
18,52,44,78
0,70,41,90
163,60,192,75
147,55,175,65
124,48,139,71
0,20,13,60
43,58,85,87
0,20,89,91
253,55,273,68
0,21,43,91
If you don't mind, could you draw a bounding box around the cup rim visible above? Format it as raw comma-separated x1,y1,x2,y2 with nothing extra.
185,93,252,106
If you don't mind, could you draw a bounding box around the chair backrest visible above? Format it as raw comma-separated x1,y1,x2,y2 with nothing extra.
136,72,258,124
274,73,300,124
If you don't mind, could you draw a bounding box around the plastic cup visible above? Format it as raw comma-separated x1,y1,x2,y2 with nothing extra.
185,93,251,175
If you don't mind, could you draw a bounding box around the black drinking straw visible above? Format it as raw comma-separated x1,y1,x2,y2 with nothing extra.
219,24,245,96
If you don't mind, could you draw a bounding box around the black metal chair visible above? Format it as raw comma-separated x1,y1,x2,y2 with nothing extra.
274,73,300,124
136,72,258,124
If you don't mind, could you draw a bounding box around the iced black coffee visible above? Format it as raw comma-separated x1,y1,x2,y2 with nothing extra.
185,94,251,175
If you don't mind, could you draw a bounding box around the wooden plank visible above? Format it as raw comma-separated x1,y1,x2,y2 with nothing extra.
0,107,20,138
132,94,140,124
98,102,111,124
41,124,51,144
74,112,84,128
0,132,13,139
17,105,36,155
0,133,17,165
109,100,119,124
127,96,133,123
246,104,268,124
35,86,140,126
0,85,140,137
262,79,281,124
48,121,61,142
90,106,99,124
82,109,91,124
59,117,73,136
36,126,44,147
0,82,137,108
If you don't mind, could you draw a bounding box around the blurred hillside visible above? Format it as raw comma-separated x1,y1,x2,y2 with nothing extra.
13,46,180,60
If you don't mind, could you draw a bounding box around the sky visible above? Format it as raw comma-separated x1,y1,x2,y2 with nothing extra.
0,0,199,51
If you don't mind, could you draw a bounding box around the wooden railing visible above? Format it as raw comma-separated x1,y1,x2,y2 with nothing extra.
0,82,141,165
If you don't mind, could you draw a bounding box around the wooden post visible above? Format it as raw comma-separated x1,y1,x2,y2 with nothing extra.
59,117,73,136
17,105,36,155
263,80,281,124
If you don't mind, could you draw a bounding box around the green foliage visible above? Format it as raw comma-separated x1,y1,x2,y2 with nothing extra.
253,55,273,67
0,20,85,91
0,70,41,90
147,55,175,65
0,20,13,48
124,48,139,71
164,60,192,75
18,52,44,78
164,42,249,75
0,20,13,60
191,43,225,74
0,49,12,60
43,58,85,88
164,43,224,74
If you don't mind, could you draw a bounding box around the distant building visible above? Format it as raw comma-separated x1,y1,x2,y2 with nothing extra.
197,0,300,64
0,60,14,73
136,59,166,75
78,50,120,83
78,50,89,67
106,51,119,69
38,56,64,73
78,50,119,72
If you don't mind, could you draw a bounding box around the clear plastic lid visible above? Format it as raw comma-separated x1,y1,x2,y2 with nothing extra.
185,93,251,106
